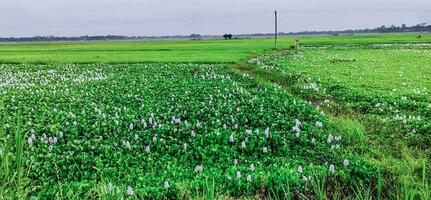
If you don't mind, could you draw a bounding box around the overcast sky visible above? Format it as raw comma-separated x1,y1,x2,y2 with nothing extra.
1,0,431,37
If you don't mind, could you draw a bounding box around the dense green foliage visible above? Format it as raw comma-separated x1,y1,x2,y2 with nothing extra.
242,44,431,199
1,33,430,199
248,45,431,147
0,63,374,198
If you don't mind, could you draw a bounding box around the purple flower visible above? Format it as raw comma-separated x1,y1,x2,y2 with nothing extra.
127,186,134,195
236,171,241,179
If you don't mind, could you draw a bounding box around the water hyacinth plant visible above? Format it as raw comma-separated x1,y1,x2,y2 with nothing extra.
239,41,431,199
1,63,376,199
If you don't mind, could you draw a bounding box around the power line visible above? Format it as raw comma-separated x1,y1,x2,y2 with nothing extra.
0,10,274,29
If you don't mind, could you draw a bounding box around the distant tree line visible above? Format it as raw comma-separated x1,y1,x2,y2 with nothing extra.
223,34,233,40
278,23,431,36
1,24,430,42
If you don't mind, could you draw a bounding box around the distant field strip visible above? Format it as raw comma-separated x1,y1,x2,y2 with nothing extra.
0,33,430,64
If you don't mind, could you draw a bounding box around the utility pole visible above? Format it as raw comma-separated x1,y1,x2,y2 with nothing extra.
274,10,278,49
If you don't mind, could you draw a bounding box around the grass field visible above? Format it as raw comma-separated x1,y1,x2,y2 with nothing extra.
1,33,430,199
0,33,430,64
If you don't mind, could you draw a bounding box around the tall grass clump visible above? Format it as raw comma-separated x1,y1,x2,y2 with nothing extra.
0,109,28,199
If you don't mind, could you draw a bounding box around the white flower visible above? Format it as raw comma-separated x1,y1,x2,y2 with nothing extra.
41,133,47,142
122,140,131,148
295,119,301,127
250,164,255,171
194,165,203,173
57,131,63,138
164,181,170,189
127,186,134,196
30,129,35,134
343,159,349,167
316,121,323,128
262,147,268,153
329,164,335,173
223,124,227,129
27,137,33,146
145,145,150,153
129,123,134,130
48,145,53,152
48,136,57,144
73,121,77,127
183,143,188,150
106,183,114,191
234,159,238,165
327,134,334,143
152,135,157,143
229,134,234,143
292,125,300,133
173,117,181,124
134,134,139,141
297,166,303,173
264,127,269,138
302,176,309,182
241,141,246,149
141,119,147,128
191,130,196,138
246,129,252,135
236,171,241,179
246,174,252,182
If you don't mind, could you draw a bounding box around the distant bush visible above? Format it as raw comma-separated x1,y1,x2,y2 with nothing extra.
223,34,233,40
